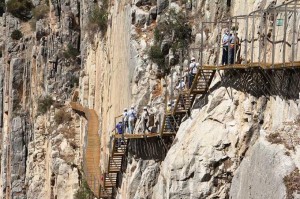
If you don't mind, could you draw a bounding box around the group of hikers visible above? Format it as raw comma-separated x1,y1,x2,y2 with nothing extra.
114,106,154,135
113,28,241,136
174,29,241,92
222,28,241,65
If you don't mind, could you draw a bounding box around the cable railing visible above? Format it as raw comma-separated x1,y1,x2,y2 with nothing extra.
199,0,300,69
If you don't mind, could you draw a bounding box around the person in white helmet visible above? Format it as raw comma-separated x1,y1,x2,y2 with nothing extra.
122,108,128,133
128,106,137,134
141,106,150,134
188,57,199,89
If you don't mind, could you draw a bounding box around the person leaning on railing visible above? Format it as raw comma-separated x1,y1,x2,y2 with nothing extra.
229,32,240,64
222,29,230,65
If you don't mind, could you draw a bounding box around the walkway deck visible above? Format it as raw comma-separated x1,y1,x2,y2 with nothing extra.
70,102,101,197
72,61,300,199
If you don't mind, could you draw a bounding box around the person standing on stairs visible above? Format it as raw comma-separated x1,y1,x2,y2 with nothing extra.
122,108,129,133
176,78,186,90
141,106,150,134
222,29,230,65
115,121,124,147
166,102,174,131
128,106,137,134
188,57,199,89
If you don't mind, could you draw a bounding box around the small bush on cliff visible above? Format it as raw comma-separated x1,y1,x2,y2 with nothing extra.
69,75,79,88
6,0,33,20
148,45,165,67
74,179,93,199
32,4,49,20
0,0,5,16
63,44,80,60
54,110,72,125
11,29,23,40
37,95,53,115
87,4,108,37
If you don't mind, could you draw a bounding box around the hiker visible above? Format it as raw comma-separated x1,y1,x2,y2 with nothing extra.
229,32,240,64
115,121,124,134
115,121,124,147
128,106,137,134
188,57,199,88
166,102,173,113
122,108,128,133
141,106,150,134
222,29,230,65
176,78,186,90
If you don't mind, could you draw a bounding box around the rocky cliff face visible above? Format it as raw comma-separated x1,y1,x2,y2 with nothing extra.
0,0,300,198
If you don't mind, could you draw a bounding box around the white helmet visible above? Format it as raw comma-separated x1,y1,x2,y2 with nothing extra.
124,108,127,111
143,106,147,110
131,106,134,109
191,57,195,61
168,102,172,106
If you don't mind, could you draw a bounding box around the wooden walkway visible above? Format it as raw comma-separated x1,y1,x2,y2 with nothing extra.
70,102,101,197
71,61,300,199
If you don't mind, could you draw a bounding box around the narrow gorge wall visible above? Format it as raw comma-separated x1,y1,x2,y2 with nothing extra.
0,0,300,198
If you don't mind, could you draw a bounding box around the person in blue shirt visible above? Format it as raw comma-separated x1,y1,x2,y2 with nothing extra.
222,29,230,65
115,121,124,147
116,121,124,134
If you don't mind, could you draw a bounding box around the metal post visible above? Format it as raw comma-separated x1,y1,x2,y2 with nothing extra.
282,5,287,67
234,17,237,65
217,23,220,67
264,12,267,64
200,22,204,67
228,20,231,67
291,0,297,67
272,9,276,68
251,16,255,65
258,11,263,63
245,16,249,64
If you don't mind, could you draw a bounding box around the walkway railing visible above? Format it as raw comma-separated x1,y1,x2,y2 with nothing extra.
199,0,300,69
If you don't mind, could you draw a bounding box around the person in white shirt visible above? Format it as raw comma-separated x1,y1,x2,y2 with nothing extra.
188,57,199,88
122,108,128,133
222,29,230,65
128,106,137,134
141,107,150,133
176,78,186,90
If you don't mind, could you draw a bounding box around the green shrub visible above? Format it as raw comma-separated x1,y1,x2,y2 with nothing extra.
88,5,108,37
6,0,33,20
32,4,49,20
74,179,93,199
149,45,165,66
63,44,80,60
153,9,191,50
0,0,5,16
54,110,72,125
37,95,53,115
29,19,36,31
69,75,79,88
11,29,23,40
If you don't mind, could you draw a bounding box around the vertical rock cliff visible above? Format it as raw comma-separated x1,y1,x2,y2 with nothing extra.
0,0,300,198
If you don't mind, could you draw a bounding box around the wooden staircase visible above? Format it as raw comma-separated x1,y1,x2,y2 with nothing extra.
190,69,216,94
173,69,216,114
100,137,129,198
